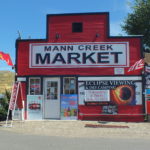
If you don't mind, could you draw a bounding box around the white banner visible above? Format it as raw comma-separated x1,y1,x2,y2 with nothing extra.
85,90,110,102
27,95,43,120
30,42,129,68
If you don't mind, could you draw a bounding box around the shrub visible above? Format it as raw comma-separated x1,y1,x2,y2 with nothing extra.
0,90,11,121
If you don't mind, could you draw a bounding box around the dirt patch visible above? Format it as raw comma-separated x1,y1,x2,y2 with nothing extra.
85,124,129,128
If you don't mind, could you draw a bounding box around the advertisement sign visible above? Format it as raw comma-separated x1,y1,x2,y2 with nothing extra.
114,68,124,75
9,83,19,110
145,75,150,88
145,66,150,73
61,94,78,120
85,90,110,102
84,80,135,90
102,105,118,114
78,77,142,105
30,42,129,68
145,88,150,114
27,95,43,120
146,89,150,95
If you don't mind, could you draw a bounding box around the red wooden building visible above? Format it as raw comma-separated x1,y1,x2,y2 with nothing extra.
15,12,144,122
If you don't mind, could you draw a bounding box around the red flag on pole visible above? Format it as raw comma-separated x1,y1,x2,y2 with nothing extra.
0,51,13,66
128,59,144,72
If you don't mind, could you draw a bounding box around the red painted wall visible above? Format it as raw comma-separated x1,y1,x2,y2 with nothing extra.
16,13,142,76
78,105,144,122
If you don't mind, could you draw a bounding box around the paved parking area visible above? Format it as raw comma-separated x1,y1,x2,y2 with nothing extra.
0,129,150,150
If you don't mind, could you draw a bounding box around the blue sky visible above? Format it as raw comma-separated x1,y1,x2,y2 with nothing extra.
0,0,133,71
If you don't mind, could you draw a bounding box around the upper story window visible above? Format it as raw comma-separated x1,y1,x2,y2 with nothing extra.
72,22,83,32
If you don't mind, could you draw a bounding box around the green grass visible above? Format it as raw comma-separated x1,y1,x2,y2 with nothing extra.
0,71,15,94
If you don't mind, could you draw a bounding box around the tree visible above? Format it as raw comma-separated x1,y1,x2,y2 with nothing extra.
122,0,150,50
0,90,11,121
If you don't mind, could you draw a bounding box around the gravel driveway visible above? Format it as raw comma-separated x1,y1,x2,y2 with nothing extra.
1,120,150,139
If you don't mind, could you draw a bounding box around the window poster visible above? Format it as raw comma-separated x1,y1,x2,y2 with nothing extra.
78,77,142,106
29,78,41,95
61,94,78,120
27,95,43,120
145,74,150,89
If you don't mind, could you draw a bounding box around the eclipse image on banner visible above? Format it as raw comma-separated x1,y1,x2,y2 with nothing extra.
110,85,135,105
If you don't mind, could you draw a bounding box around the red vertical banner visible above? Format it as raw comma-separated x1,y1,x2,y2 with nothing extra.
146,101,150,114
9,83,19,110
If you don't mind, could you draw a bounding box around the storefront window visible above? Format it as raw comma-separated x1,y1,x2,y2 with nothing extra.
63,77,76,94
29,78,41,95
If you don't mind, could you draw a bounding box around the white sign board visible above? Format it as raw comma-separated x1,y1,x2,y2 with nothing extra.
30,42,129,68
114,68,124,75
85,90,110,102
27,95,43,120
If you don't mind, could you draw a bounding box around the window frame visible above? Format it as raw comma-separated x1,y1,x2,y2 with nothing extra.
63,77,76,94
28,77,41,95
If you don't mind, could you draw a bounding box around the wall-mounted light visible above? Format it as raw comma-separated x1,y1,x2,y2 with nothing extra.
55,33,60,39
96,33,100,38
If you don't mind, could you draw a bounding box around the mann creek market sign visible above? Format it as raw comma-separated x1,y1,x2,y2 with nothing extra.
29,42,129,68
